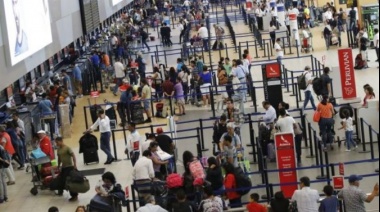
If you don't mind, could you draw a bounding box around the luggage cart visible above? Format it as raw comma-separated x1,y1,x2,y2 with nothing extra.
30,156,58,195
301,31,314,53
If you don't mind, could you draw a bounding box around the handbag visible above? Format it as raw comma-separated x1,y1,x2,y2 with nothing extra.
31,148,47,159
66,177,90,193
313,110,321,122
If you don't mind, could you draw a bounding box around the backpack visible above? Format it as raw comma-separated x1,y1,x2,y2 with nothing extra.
312,77,324,96
189,160,205,180
234,166,252,195
167,173,184,188
354,53,365,69
297,72,307,90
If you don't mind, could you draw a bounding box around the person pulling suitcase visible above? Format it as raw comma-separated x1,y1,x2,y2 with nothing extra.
86,109,115,165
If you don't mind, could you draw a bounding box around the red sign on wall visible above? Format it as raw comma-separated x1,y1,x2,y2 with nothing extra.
265,63,281,79
338,48,357,99
275,133,298,198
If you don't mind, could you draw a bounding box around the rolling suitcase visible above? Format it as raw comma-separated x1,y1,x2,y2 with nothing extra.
104,100,118,125
267,142,276,162
83,148,100,165
130,102,145,124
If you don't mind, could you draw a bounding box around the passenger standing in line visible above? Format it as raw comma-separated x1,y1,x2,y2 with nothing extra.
319,185,338,212
317,95,335,151
86,109,114,164
71,62,83,98
338,175,379,212
302,66,317,111
291,176,319,212
198,24,209,51
338,110,357,152
223,163,242,208
274,38,283,64
0,127,15,186
132,150,155,207
113,57,126,96
127,122,142,166
0,144,9,204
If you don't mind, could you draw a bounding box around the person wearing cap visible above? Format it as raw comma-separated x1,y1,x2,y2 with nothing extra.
0,126,16,186
291,176,319,212
113,57,126,96
302,66,316,111
86,109,114,165
338,174,379,212
37,130,54,160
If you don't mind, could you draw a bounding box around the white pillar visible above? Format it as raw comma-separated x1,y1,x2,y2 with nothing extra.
289,13,299,45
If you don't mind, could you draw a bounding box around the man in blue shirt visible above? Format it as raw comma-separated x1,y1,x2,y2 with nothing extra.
61,69,73,96
71,63,82,97
38,93,55,135
91,51,100,68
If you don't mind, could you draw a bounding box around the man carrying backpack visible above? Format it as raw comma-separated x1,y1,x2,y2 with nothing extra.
212,114,227,150
313,67,332,99
301,66,316,111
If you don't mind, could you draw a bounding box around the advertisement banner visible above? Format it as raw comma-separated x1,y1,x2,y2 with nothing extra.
275,133,298,198
338,48,357,99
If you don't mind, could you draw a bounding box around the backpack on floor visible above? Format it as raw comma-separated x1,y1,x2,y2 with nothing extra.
312,77,324,96
297,73,307,90
354,53,365,69
234,166,252,196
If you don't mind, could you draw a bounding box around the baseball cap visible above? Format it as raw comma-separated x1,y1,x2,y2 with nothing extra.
156,127,163,134
37,130,46,134
348,174,363,183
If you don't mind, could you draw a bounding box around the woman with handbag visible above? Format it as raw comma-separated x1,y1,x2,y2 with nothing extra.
317,95,335,151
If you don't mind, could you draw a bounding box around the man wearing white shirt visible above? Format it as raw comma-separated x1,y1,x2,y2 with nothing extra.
302,66,316,110
183,0,190,10
374,28,379,64
87,109,114,164
127,122,142,166
274,38,283,64
276,108,296,134
289,5,299,16
142,134,156,152
260,101,276,124
113,57,125,96
242,54,250,74
324,8,333,24
133,150,155,207
291,176,320,212
198,24,209,51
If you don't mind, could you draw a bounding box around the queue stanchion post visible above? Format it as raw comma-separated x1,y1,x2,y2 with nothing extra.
254,39,259,58
316,133,326,179
330,163,336,176
324,148,331,185
234,10,237,22
131,184,137,211
282,37,287,55
300,113,308,149
369,125,375,160
196,127,202,157
123,124,130,160
359,118,370,153
250,82,257,112
169,97,173,116
311,129,318,161
262,40,267,58
376,133,379,172
267,43,270,61
248,115,258,164
287,32,293,55
210,86,217,119
225,43,229,58
290,71,295,96
163,49,168,68
84,106,88,130
284,68,290,93
295,83,300,109
111,130,121,162
199,119,209,152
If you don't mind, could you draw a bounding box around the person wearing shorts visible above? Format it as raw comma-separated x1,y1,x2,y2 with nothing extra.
141,79,152,123
200,66,212,106
174,77,185,115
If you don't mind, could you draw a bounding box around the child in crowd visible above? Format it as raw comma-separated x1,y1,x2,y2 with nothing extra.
246,193,267,212
319,185,339,212
338,110,357,152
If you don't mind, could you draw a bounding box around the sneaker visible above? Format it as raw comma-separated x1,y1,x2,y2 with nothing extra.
69,196,78,202
6,181,15,186
353,145,358,150
144,118,152,123
345,149,351,152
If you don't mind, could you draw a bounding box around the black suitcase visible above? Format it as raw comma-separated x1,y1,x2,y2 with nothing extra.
130,102,145,124
105,104,118,123
79,133,99,165
83,148,99,165
87,195,122,212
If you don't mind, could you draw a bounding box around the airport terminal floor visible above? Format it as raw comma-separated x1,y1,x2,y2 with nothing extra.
1,4,380,212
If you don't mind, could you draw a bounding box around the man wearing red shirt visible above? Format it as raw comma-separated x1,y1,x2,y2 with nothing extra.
37,130,54,160
161,76,174,117
246,193,267,212
0,126,15,185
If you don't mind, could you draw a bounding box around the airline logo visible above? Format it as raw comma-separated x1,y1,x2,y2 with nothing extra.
266,63,281,78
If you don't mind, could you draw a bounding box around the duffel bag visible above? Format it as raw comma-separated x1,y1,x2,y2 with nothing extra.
69,169,85,183
66,177,90,193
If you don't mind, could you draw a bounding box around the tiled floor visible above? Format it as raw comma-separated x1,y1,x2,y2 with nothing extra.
1,5,379,212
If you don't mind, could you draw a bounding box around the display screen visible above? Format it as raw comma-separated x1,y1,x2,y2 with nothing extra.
112,0,123,6
2,0,53,66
